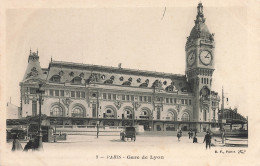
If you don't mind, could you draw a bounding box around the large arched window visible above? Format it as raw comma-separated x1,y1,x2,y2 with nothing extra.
72,106,84,117
181,112,190,121
140,110,150,119
50,105,63,117
104,109,115,118
166,111,175,120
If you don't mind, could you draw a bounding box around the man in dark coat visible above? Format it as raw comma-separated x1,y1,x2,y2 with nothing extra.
203,131,212,149
23,139,36,151
177,130,182,142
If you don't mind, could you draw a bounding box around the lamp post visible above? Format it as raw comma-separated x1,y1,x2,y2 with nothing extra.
96,120,99,138
96,90,99,138
152,86,156,131
53,119,57,142
36,83,45,151
132,101,135,127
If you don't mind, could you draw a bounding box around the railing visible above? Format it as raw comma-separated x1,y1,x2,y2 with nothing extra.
126,115,132,119
53,125,124,130
103,115,115,118
139,116,150,120
165,117,174,120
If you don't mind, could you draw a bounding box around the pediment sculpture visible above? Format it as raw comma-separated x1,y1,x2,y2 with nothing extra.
62,98,73,108
27,67,39,78
114,101,122,110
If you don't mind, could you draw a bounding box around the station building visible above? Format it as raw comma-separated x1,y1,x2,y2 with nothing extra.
19,3,220,132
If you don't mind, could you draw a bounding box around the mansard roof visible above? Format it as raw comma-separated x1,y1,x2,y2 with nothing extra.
44,60,190,92
48,60,186,80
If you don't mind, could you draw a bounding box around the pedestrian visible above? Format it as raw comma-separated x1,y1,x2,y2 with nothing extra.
11,134,23,151
23,139,35,152
177,130,182,142
193,134,198,143
221,129,225,144
203,131,212,149
188,129,193,139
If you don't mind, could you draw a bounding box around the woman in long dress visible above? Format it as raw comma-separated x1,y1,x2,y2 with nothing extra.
11,134,23,151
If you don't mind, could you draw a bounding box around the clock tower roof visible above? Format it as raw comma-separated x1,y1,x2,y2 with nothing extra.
187,3,214,42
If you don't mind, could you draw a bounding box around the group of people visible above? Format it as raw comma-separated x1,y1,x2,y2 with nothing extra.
11,134,40,152
176,129,212,150
177,129,198,143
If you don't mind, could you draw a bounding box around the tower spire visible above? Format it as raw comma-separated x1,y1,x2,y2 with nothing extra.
195,2,205,24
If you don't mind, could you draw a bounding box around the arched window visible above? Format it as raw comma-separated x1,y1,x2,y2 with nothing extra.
72,107,84,117
59,71,64,76
181,112,190,121
79,73,84,78
50,106,63,117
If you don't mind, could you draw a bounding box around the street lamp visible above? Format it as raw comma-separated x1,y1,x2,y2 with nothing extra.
96,120,99,138
132,101,135,127
53,119,57,142
96,90,99,138
36,83,45,151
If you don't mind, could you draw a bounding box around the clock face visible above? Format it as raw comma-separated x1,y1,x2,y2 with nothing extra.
199,50,212,65
187,52,195,66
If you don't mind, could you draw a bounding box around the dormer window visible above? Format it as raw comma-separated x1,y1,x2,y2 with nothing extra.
72,77,82,84
80,73,84,78
101,75,106,80
59,71,64,76
50,75,61,83
69,72,74,77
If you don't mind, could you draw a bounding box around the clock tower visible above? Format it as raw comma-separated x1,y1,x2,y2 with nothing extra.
185,3,215,130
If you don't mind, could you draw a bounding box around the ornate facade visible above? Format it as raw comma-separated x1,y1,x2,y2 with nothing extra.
19,3,220,131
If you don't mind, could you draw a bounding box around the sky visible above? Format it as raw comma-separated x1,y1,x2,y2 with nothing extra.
5,4,249,116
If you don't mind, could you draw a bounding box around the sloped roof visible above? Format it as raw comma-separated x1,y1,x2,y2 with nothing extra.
23,52,45,81
49,60,186,80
